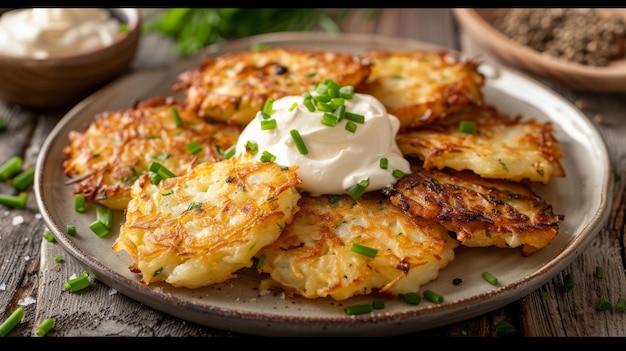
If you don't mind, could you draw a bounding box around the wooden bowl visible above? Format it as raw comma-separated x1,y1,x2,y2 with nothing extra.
0,8,141,110
452,8,626,92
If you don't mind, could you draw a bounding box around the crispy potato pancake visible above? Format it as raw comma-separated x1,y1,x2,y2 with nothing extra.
396,105,566,184
356,50,485,131
62,96,241,210
257,193,458,301
112,153,302,288
173,47,371,126
383,162,563,256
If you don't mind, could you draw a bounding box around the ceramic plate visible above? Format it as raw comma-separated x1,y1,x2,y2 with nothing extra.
34,32,613,336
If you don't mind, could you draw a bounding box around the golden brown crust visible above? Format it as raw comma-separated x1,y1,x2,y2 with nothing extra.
396,105,566,184
356,50,485,131
173,47,371,126
382,161,563,256
62,96,241,210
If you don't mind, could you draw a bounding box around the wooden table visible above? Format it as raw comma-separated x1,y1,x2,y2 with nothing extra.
1,8,625,338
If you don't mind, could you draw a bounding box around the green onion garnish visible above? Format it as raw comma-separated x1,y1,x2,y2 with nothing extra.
423,289,444,304
0,156,22,181
339,85,354,99
66,225,76,237
186,141,202,155
564,273,574,292
221,145,236,160
170,107,183,128
459,120,476,134
260,151,276,163
96,205,113,230
54,256,63,263
345,178,369,201
0,307,24,337
345,121,357,133
494,321,517,337
379,158,388,170
43,230,56,243
0,192,28,208
11,167,34,191
74,194,86,213
334,104,346,120
597,298,612,311
400,292,421,305
35,317,55,337
244,141,259,155
289,102,298,111
153,267,163,277
595,266,604,279
65,272,90,293
260,119,277,130
392,169,405,179
149,162,176,180
344,304,373,315
350,243,378,258
316,101,335,112
372,300,385,309
321,113,338,127
482,271,498,285
344,112,365,124
89,220,109,238
303,98,316,112
289,129,308,155
262,97,274,116
256,253,266,271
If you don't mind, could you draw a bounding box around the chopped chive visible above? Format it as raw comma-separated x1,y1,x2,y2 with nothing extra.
339,85,354,99
595,266,603,279
316,101,335,112
221,145,236,160
54,256,63,263
35,317,55,337
66,225,76,237
0,307,24,337
289,129,308,155
482,271,498,285
494,321,517,336
345,121,357,133
89,220,109,238
344,304,372,315
65,272,90,293
423,289,444,304
260,111,271,120
262,97,274,116
74,194,86,213
43,230,56,243
617,298,626,312
153,267,163,277
334,104,346,120
96,205,112,229
186,141,202,155
170,107,183,128
344,112,365,123
11,167,34,191
256,253,266,271
260,118,277,130
459,120,477,134
350,243,378,258
149,172,162,185
345,178,369,201
330,97,345,109
289,102,298,111
372,300,385,309
244,141,259,155
0,156,22,181
400,292,421,305
0,192,28,208
564,273,574,292
303,98,316,112
379,158,389,170
392,169,405,179
260,151,276,163
597,298,612,311
149,162,176,179
320,113,338,127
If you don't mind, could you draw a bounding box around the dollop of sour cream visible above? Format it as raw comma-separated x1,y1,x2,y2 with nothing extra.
235,92,411,196
0,8,122,59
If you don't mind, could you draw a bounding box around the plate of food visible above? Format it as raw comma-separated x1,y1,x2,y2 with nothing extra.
34,32,612,336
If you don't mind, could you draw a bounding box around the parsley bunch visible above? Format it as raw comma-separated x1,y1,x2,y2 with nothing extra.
142,8,379,56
